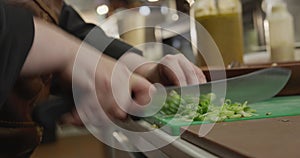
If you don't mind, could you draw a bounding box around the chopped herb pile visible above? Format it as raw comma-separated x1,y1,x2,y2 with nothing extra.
158,91,256,122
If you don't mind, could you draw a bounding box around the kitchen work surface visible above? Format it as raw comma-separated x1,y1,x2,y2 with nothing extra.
181,115,300,158
145,95,300,135
31,134,106,158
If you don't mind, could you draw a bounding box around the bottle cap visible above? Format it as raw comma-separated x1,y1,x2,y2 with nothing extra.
262,0,287,15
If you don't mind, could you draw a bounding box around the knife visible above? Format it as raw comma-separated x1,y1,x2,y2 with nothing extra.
141,67,291,117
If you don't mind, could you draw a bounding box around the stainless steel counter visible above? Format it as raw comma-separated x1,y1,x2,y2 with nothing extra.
105,120,218,158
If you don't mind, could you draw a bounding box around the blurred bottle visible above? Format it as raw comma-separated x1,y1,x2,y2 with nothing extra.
263,0,295,62
191,0,244,67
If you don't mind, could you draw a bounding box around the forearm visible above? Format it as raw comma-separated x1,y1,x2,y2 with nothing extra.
21,17,97,91
21,17,84,82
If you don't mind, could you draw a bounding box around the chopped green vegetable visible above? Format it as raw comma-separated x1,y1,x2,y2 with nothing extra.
158,91,256,122
266,112,272,116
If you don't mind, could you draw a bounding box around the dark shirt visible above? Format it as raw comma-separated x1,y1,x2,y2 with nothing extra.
59,4,142,59
0,1,34,109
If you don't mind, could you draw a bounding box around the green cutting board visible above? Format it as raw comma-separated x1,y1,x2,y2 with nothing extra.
145,96,300,136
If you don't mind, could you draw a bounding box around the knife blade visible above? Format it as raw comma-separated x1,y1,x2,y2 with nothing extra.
169,67,290,102
142,67,291,117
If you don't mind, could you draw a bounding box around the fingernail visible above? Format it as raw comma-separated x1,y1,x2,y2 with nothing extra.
149,85,157,96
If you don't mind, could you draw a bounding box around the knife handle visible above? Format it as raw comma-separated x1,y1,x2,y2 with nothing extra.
32,97,74,143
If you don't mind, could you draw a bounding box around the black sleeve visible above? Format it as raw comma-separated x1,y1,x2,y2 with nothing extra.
58,4,142,59
0,2,35,109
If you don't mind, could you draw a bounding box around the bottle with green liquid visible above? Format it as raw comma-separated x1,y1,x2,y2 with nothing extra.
191,0,244,67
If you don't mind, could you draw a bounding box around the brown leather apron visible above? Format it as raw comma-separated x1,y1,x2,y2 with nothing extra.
0,0,63,157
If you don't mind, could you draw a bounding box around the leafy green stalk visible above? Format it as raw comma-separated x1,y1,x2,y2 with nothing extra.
158,91,256,122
